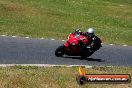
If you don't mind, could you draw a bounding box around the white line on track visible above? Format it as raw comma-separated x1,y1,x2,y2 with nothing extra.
0,64,117,69
123,45,127,46
40,38,44,39
25,37,29,38
12,36,16,38
109,44,114,45
0,35,130,47
1,35,6,36
51,39,55,40
62,40,65,41
0,64,93,68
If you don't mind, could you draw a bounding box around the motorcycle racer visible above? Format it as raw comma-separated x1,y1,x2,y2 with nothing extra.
71,28,101,50
55,28,102,58
84,28,102,51
85,28,95,47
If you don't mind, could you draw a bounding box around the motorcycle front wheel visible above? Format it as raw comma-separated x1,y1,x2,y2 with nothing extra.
55,45,65,57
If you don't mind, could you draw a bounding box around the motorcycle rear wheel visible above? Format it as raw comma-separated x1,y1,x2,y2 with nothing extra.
55,45,65,57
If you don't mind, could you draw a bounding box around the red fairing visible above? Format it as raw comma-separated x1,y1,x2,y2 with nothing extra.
64,33,88,46
64,41,69,46
77,35,88,44
55,31,102,58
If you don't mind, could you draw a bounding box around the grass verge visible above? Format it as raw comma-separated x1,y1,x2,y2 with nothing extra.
0,66,131,88
0,0,132,45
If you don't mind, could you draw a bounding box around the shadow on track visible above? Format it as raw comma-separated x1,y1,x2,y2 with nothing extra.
63,56,104,62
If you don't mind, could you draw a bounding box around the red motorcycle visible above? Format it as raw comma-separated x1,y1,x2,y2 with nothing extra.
55,32,102,59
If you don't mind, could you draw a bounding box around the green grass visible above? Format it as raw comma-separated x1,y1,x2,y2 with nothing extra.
0,0,132,45
0,66,131,88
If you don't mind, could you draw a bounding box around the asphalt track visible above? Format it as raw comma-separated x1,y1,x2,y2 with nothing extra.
0,36,132,66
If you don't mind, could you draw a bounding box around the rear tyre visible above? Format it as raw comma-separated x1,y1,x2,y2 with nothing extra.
55,45,65,57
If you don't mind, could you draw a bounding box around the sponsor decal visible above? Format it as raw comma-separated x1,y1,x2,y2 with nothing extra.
76,67,131,85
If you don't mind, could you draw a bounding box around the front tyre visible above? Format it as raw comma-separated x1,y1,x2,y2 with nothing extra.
55,45,65,57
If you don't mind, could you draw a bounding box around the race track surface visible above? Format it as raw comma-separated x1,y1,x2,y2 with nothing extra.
0,36,132,66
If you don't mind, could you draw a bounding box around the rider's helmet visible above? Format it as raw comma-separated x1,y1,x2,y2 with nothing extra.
86,28,95,38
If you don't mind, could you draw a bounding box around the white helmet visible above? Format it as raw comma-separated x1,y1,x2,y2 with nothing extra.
87,28,94,34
